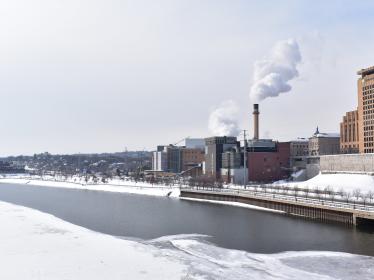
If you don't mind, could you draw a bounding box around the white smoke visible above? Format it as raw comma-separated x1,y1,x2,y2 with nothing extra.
249,39,302,102
208,100,240,137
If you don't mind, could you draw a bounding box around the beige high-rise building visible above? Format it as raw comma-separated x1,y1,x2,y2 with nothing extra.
358,66,374,153
340,110,359,154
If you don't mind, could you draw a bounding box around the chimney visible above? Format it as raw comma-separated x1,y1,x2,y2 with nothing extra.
253,104,259,140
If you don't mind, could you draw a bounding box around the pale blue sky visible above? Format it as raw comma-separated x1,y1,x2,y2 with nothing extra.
0,0,374,155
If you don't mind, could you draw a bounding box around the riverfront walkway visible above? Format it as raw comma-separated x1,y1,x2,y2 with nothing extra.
180,186,374,226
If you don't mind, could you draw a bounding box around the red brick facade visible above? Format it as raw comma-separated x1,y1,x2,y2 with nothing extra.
247,142,290,182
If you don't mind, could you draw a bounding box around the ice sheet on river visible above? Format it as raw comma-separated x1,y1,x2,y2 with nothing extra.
0,201,373,280
147,235,374,280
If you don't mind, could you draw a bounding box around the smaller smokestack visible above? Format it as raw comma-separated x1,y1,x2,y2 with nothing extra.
253,104,259,140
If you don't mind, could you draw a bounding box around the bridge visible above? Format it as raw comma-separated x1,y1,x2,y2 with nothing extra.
180,186,374,226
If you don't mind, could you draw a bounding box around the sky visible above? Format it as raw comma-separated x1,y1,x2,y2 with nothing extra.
1,0,374,156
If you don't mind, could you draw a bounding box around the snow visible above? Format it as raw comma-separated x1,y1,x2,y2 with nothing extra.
180,197,284,213
1,200,373,280
0,201,186,279
313,133,340,138
0,176,180,197
284,173,374,194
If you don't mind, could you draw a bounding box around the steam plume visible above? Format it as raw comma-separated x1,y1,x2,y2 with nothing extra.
249,39,301,102
208,100,240,137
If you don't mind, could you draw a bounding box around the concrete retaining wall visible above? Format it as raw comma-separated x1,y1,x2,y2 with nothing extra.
306,163,320,179
320,154,374,174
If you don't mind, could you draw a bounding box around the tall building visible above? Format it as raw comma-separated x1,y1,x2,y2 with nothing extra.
340,110,359,154
358,66,374,153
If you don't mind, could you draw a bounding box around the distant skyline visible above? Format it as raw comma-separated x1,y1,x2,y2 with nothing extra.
1,0,374,156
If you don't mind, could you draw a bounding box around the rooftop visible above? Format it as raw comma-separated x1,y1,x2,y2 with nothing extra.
312,133,340,138
357,65,374,77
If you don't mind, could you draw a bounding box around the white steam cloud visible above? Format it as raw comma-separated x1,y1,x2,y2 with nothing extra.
249,39,302,102
208,100,240,137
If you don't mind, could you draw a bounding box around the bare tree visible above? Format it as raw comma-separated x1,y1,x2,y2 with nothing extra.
293,185,300,199
353,189,362,202
343,191,351,203
314,187,322,200
324,186,334,201
361,193,369,207
337,187,345,201
304,186,310,198
282,185,290,195
367,190,374,204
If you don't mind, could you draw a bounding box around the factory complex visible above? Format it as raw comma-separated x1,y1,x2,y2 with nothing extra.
151,65,374,184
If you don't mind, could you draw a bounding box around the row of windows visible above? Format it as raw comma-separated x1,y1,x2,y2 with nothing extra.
363,108,374,113
363,84,374,91
363,91,374,97
363,94,373,100
363,125,374,131
364,137,374,143
364,149,374,153
363,119,374,125
364,104,374,110
363,113,374,120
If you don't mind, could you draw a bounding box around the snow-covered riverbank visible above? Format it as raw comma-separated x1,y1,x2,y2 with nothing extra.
0,176,180,197
0,201,186,279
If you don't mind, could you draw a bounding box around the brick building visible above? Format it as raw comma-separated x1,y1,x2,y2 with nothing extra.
247,142,291,183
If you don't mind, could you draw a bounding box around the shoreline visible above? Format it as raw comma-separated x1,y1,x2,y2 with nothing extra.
0,177,181,197
0,176,276,214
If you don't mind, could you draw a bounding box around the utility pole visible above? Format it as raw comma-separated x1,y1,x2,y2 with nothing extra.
243,130,248,188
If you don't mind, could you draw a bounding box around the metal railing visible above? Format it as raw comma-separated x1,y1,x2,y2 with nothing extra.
181,186,374,213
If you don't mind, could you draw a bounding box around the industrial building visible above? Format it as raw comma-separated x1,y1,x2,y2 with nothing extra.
308,127,340,156
204,136,239,179
289,138,309,170
219,104,291,184
151,140,205,175
247,141,291,182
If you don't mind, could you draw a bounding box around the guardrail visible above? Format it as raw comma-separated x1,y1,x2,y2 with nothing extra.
181,186,374,213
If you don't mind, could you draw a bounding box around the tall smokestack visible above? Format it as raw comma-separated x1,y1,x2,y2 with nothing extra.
253,104,259,140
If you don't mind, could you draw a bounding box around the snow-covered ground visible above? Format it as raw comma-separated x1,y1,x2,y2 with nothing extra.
1,200,373,280
279,173,374,195
180,197,284,213
0,175,180,197
0,201,185,279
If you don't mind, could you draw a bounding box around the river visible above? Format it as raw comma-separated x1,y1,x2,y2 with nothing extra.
0,182,373,256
